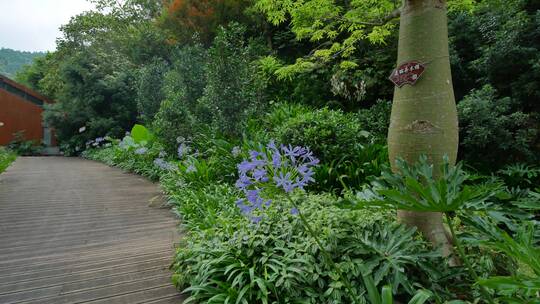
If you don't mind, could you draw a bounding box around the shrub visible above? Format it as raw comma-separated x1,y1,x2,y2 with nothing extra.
497,163,540,190
153,24,268,150
170,191,442,304
197,23,268,137
43,48,138,154
152,43,208,151
8,131,43,156
271,106,388,192
273,107,368,162
136,58,169,124
0,147,16,173
357,99,392,141
350,155,540,302
457,85,538,169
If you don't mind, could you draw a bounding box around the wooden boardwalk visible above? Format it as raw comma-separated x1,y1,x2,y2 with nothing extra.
0,157,184,304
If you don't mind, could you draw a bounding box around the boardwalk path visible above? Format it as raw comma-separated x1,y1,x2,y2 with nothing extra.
0,157,184,304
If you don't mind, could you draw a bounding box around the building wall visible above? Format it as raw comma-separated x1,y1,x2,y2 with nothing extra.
0,89,44,145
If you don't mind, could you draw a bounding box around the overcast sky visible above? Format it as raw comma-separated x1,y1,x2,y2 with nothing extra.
0,0,96,52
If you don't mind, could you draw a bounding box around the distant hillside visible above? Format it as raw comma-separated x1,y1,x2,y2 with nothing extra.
0,48,45,79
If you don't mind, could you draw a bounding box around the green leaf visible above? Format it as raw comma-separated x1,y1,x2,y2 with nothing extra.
407,290,432,304
381,285,393,304
131,124,153,144
360,266,381,304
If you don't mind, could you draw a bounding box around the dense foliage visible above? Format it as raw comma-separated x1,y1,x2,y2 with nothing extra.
84,124,540,303
16,0,540,302
0,147,16,173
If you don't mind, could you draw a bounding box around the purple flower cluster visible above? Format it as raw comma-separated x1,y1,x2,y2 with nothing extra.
135,147,148,155
177,143,190,159
235,140,319,222
185,163,197,173
86,137,106,148
153,158,175,171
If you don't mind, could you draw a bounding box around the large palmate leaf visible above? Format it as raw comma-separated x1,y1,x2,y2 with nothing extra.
352,155,501,212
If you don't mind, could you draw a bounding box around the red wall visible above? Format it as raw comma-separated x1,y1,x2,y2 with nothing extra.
0,89,44,145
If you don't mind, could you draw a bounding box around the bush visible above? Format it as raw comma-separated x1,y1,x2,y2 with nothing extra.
83,124,166,181
271,106,388,192
43,48,138,154
0,147,16,173
273,108,368,163
8,131,43,156
136,58,169,124
170,189,444,304
457,85,538,169
152,43,208,151
197,23,268,137
357,99,392,141
153,24,268,150
497,163,540,190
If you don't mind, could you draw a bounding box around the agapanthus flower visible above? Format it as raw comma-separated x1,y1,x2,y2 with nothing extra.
154,158,175,170
253,168,268,182
236,190,271,222
235,173,252,190
274,172,295,193
234,140,319,222
95,137,105,143
186,163,197,173
177,143,190,159
135,147,148,155
282,144,306,161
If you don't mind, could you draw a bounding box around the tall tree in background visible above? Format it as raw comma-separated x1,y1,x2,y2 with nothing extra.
388,0,458,257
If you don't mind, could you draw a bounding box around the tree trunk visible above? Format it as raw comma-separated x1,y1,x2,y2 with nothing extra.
388,0,458,258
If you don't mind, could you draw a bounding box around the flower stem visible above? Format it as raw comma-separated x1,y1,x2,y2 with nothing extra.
445,213,494,304
285,194,359,303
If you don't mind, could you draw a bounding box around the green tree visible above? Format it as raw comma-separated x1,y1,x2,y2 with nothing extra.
198,23,268,136
43,47,138,153
153,43,208,149
136,58,169,124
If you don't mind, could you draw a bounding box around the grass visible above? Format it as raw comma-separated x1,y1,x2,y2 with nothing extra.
0,147,16,173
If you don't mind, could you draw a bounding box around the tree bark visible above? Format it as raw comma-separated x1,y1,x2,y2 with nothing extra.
388,0,458,258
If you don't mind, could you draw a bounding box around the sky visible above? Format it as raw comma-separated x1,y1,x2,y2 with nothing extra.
0,0,96,52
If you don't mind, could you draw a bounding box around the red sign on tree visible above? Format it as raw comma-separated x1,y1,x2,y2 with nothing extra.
389,60,426,87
